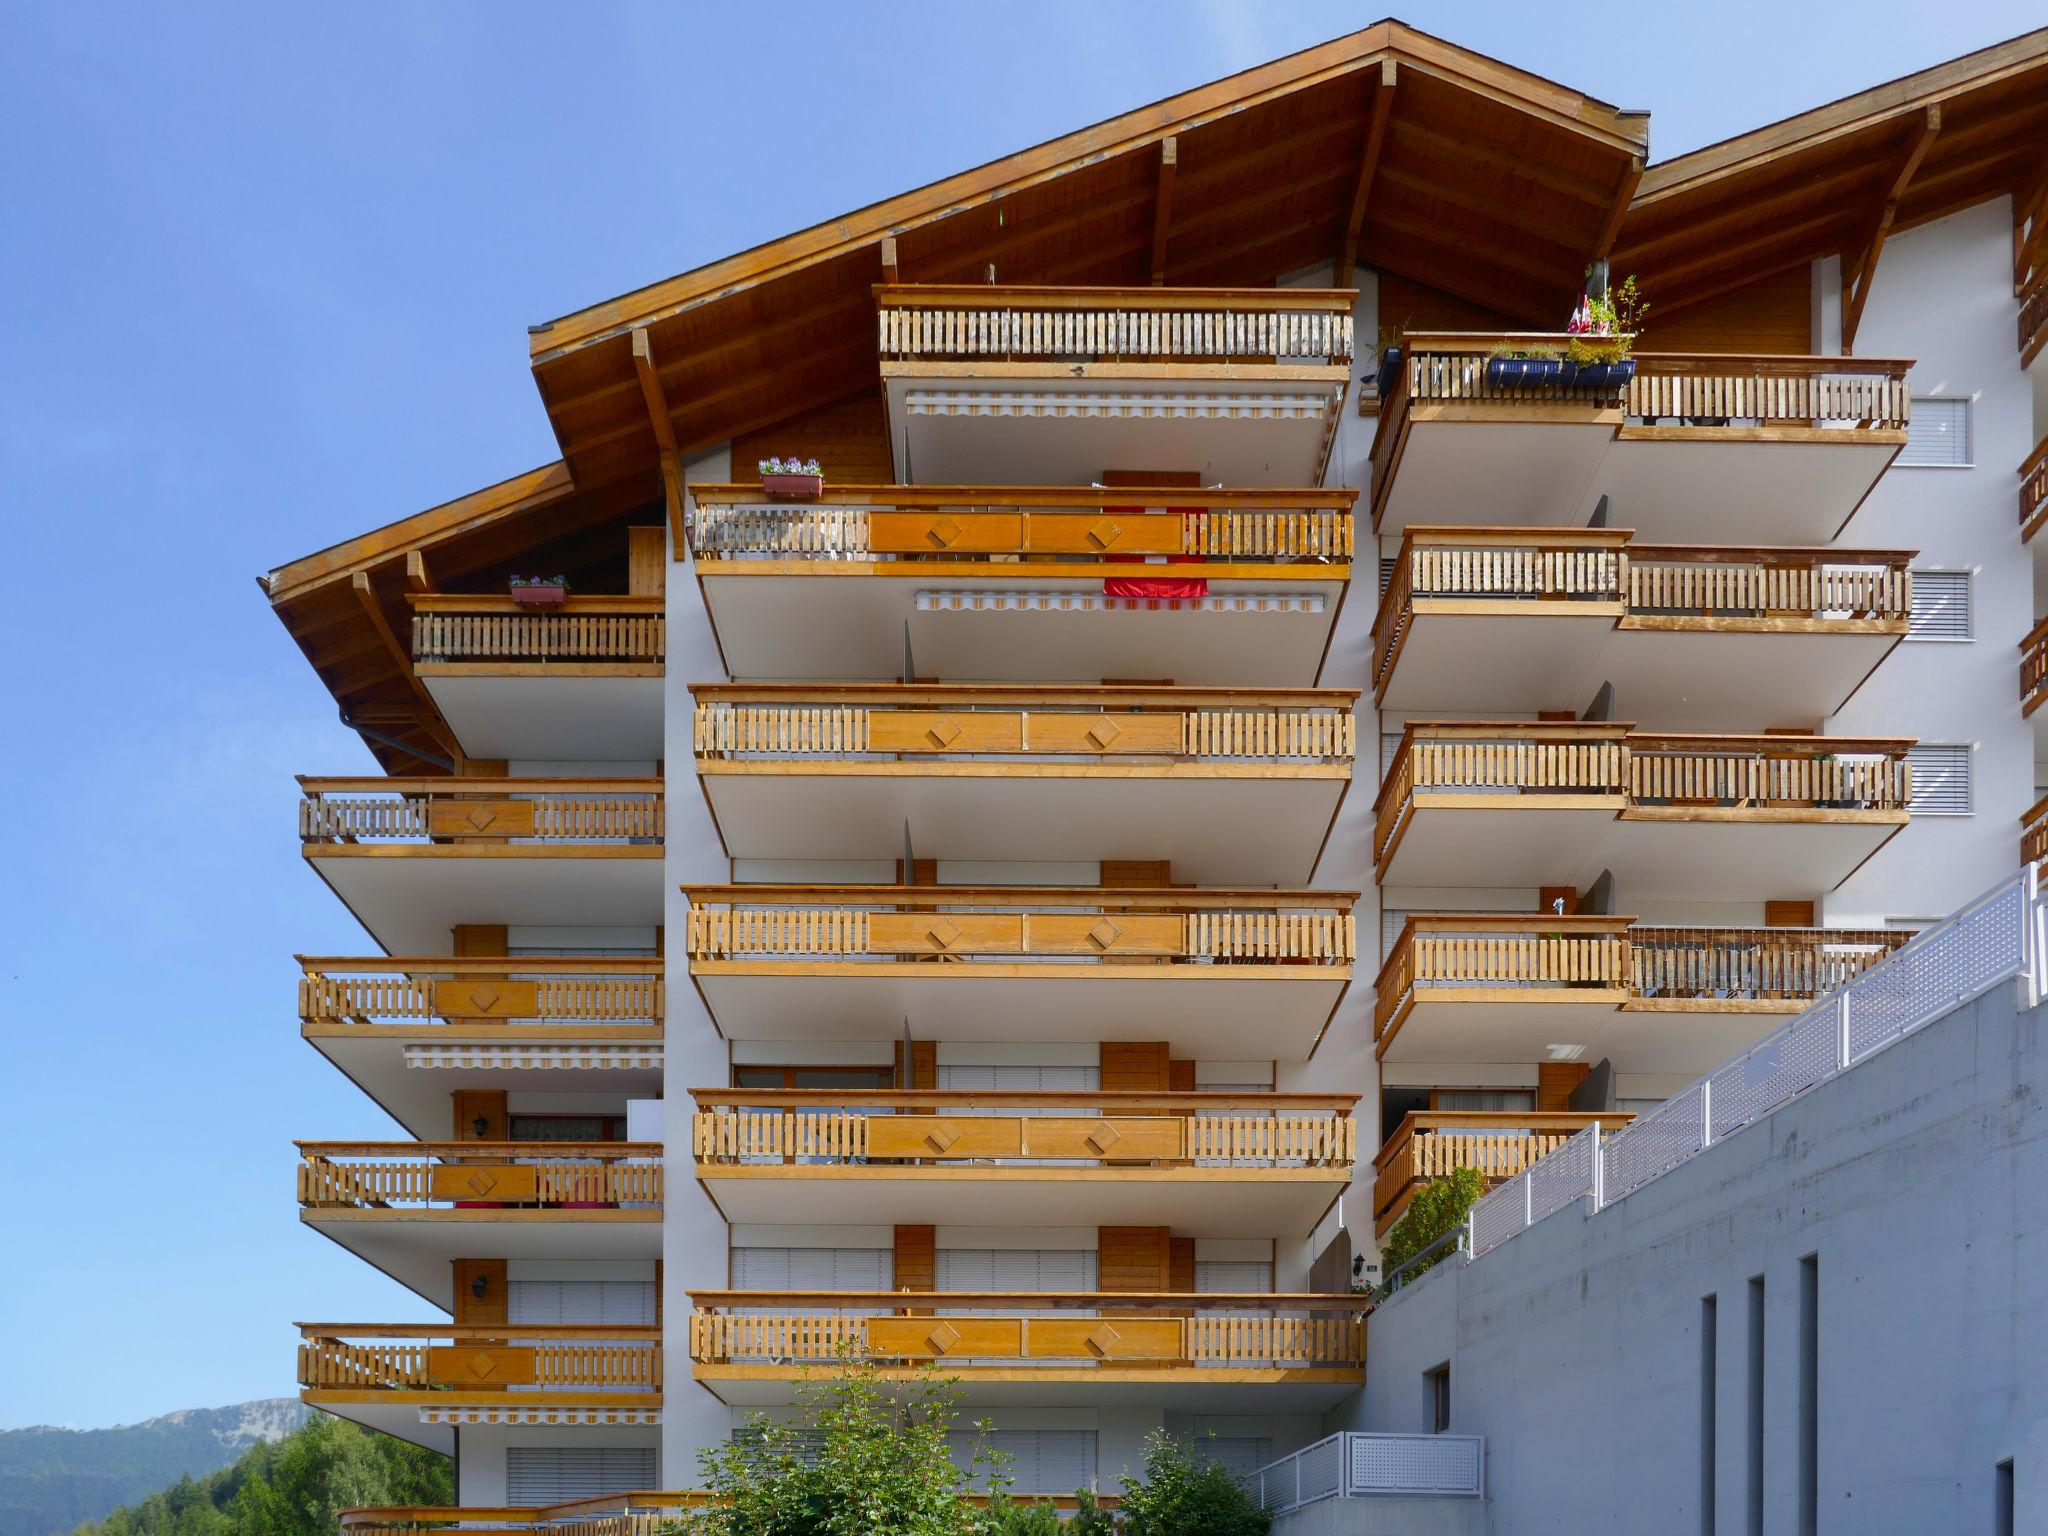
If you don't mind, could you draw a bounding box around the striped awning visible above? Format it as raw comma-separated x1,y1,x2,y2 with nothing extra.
915,589,1325,614
902,388,1337,421
418,1406,661,1426
403,1043,664,1071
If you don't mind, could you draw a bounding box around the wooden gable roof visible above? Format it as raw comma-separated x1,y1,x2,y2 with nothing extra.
526,19,1650,488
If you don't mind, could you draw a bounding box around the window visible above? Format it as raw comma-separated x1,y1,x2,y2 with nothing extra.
1426,1362,1452,1433
1906,744,1972,814
1898,398,1971,466
508,1280,656,1325
732,1246,890,1291
947,1430,1095,1494
937,1063,1100,1092
507,1447,656,1503
1191,1432,1274,1480
510,1114,625,1142
733,1065,895,1090
1906,570,1971,640
1381,907,1411,962
1195,1259,1273,1293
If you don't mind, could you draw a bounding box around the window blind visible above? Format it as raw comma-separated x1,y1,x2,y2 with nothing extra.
506,1447,656,1503
1900,398,1970,466
507,1280,655,1326
936,1249,1097,1291
1906,744,1971,814
1907,571,1970,639
731,1247,890,1291
947,1430,1097,1494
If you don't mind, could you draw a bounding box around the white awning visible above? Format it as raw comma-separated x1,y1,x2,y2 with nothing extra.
914,590,1325,614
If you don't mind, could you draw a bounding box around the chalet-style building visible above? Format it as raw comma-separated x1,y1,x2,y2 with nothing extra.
266,18,2048,1532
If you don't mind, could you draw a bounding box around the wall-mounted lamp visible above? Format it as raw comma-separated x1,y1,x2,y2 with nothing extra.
470,1272,490,1301
471,1114,490,1139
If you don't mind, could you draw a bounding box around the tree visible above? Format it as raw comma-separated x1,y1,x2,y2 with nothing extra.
1111,1432,1270,1536
1381,1165,1486,1282
679,1355,1000,1536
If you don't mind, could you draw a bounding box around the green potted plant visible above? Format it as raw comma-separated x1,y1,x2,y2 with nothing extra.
759,456,823,500
1486,340,1568,388
1565,275,1647,390
508,573,569,607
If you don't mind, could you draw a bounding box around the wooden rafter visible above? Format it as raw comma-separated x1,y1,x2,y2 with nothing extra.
404,551,435,594
1591,156,1645,262
880,236,900,286
348,572,462,766
1149,137,1177,284
1843,105,1942,350
2016,162,2048,294
1336,60,1397,287
631,327,687,548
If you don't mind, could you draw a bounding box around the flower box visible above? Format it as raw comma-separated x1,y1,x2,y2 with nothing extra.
761,472,824,501
510,583,568,607
1572,359,1637,391
1486,356,1570,389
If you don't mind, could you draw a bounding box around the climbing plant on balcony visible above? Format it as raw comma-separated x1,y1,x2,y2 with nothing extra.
1382,1164,1487,1281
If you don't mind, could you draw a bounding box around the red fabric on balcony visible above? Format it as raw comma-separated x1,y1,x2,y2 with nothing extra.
1101,505,1210,599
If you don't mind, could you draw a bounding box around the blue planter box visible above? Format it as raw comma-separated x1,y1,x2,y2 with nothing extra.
1486,356,1568,388
1573,359,1637,391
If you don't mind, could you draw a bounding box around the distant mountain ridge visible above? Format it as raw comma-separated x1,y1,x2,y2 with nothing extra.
0,1399,308,1536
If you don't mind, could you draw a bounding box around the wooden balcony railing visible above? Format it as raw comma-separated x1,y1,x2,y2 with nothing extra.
297,1324,660,1394
688,1291,1365,1374
298,778,663,845
297,1142,662,1209
1371,339,1911,529
1373,914,1911,1043
2023,436,2048,543
683,885,1356,967
2025,794,2048,867
2022,285,2047,365
690,1092,1356,1169
690,686,1356,765
297,956,662,1026
876,285,1354,367
1374,724,1912,867
687,483,1354,564
410,596,665,666
1371,529,1910,691
1371,1110,1634,1233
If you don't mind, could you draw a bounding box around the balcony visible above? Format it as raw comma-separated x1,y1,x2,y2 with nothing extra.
687,1290,1364,1408
683,884,1355,1056
690,1090,1355,1232
298,778,663,952
298,1323,659,1446
1374,724,1911,897
1371,338,1909,541
298,1142,662,1306
1373,529,1911,728
1371,1110,1632,1236
408,596,664,759
690,686,1354,884
2026,617,2048,752
1374,914,1909,1070
687,483,1353,687
298,957,663,1137
876,285,1355,486
2022,436,2048,544
2026,794,2048,867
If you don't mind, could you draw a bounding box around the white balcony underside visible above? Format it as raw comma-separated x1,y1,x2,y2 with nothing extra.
698,773,1346,885
691,970,1348,1060
419,673,663,759
301,1210,662,1311
697,573,1342,686
884,374,1338,486
307,1033,664,1141
1378,420,1895,541
1380,614,1897,729
1380,996,1795,1075
702,1375,1359,1412
305,853,665,954
1382,806,1901,897
697,1170,1344,1235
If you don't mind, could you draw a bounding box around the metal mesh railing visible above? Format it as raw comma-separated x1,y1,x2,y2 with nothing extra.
1468,864,2041,1257
1245,1432,1484,1510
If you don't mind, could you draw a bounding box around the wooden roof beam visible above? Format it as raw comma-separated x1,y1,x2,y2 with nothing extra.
1149,138,1177,284
1387,117,1615,206
2016,163,2048,295
1614,159,1889,265
349,572,463,768
1336,60,1397,287
631,326,688,547
1844,105,1942,351
1645,206,1850,291
880,236,901,286
404,551,435,594
1591,156,1646,263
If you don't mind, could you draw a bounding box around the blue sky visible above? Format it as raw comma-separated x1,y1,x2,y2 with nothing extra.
0,0,2037,1431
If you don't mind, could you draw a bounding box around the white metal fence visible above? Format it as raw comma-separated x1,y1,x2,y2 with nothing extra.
1468,864,2042,1258
1245,1432,1484,1510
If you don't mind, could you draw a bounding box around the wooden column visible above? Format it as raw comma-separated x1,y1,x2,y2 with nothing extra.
1765,901,1816,927
1101,1043,1170,1091
1536,1064,1590,1113
453,1259,507,1325
453,1089,508,1141
628,526,667,597
1099,1227,1171,1291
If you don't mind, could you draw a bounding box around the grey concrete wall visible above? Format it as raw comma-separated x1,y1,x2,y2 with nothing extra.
1348,978,2047,1534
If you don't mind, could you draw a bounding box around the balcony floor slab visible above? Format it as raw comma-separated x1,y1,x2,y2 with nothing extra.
697,1372,1361,1412
418,672,663,760
690,968,1349,1060
698,770,1347,885
300,1209,663,1310
1378,994,1797,1076
1596,431,1902,543
695,1166,1345,1236
304,850,664,954
1376,416,1615,535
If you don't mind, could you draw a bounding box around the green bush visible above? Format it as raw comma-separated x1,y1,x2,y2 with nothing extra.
1381,1164,1486,1280
1113,1432,1270,1536
679,1354,999,1536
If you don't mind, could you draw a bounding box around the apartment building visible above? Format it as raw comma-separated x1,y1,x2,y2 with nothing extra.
260,18,2048,1520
